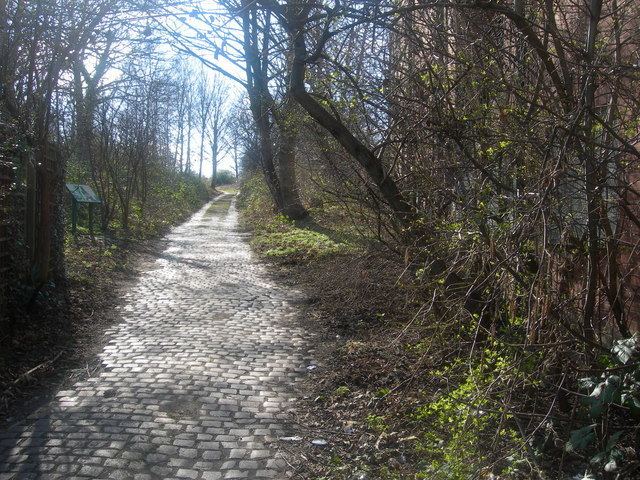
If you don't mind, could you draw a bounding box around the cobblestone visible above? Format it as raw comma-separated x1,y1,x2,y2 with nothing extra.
0,196,310,479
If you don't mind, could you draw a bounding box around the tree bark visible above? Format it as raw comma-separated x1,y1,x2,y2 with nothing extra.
210,141,218,188
240,1,284,211
580,0,603,343
276,97,307,219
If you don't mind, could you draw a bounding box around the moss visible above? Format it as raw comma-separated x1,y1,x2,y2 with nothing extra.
252,227,353,259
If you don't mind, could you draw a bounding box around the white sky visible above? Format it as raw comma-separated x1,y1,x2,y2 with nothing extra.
92,1,247,176
155,1,247,175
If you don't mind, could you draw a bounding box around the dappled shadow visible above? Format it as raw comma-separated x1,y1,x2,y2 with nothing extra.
0,196,312,478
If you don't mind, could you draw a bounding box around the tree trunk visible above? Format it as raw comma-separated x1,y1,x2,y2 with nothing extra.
581,0,603,343
253,103,283,210
233,143,239,179
240,2,284,211
286,6,412,223
210,141,218,188
186,105,192,174
25,153,36,266
199,124,205,178
276,97,307,219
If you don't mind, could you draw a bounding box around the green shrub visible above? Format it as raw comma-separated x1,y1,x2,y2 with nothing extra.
136,172,209,237
365,414,388,433
413,344,527,479
237,172,275,229
214,169,236,185
335,386,351,397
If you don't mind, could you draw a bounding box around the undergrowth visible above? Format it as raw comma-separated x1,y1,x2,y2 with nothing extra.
238,173,356,260
236,172,534,479
67,171,210,240
65,172,210,284
237,172,640,479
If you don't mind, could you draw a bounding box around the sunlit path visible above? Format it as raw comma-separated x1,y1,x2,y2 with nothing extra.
0,194,310,479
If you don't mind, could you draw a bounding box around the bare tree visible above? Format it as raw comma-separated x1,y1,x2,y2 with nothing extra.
1,0,118,285
154,0,308,218
196,72,213,178
206,78,228,188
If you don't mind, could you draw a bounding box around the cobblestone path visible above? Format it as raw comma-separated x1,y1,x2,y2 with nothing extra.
0,195,311,480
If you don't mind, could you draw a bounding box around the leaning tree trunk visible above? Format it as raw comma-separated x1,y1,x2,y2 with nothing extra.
253,102,283,210
286,6,413,223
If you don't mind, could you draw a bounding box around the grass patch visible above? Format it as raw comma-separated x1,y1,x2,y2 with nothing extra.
252,224,354,259
238,174,357,261
217,184,239,195
203,194,233,217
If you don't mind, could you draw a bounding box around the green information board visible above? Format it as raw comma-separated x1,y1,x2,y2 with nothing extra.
66,184,101,204
66,184,101,235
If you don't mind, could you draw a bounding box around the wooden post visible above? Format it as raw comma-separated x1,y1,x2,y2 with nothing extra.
71,198,78,236
89,203,94,238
